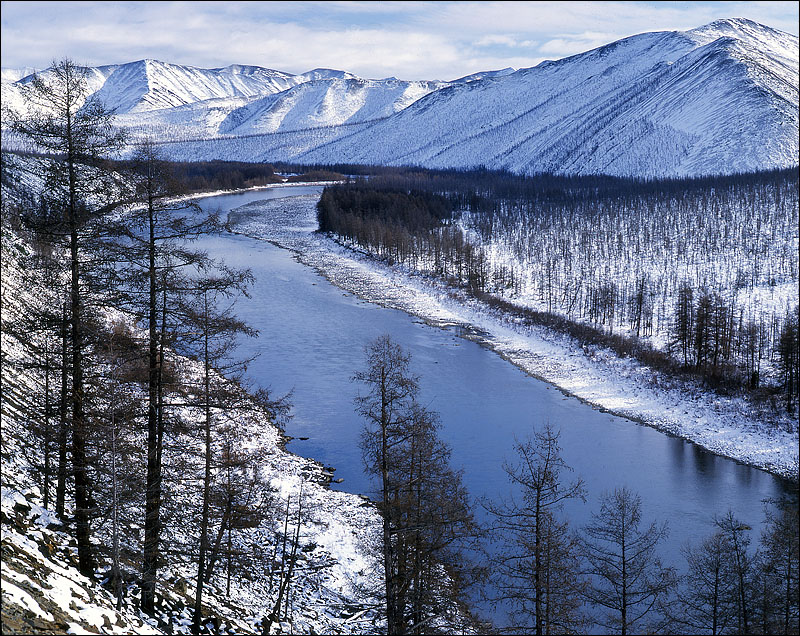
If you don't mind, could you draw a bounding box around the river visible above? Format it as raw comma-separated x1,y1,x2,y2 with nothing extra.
192,186,789,626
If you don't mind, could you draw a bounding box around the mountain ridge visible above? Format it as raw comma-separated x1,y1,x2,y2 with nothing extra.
2,17,797,178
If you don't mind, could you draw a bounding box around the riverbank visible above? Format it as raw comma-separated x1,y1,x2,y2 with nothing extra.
227,191,799,482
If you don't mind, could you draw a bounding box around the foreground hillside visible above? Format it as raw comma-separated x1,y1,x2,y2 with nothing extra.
0,216,386,634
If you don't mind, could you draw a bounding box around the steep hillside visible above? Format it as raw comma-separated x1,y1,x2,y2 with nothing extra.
296,18,798,176
0,178,388,634
153,18,799,178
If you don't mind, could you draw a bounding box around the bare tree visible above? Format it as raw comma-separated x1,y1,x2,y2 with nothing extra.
714,511,753,635
354,335,474,634
355,334,418,635
672,531,737,635
757,500,800,635
105,139,218,614
581,487,676,635
179,271,255,636
483,425,587,635
8,58,126,577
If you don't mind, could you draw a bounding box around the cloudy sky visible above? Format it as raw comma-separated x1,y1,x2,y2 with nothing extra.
2,1,797,80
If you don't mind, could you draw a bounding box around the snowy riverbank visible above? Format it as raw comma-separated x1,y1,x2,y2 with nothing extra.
228,192,799,482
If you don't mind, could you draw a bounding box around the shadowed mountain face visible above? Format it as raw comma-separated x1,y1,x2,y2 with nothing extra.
2,18,797,178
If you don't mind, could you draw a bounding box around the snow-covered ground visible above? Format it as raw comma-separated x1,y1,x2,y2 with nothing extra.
228,192,799,481
0,221,390,634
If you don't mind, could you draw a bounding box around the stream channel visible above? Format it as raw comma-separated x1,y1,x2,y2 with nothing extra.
193,186,789,626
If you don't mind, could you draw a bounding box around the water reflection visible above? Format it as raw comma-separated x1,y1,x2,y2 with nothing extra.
692,442,716,477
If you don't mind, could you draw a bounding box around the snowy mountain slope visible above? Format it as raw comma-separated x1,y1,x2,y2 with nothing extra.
295,68,359,82
3,18,797,177
450,67,516,83
293,18,798,177
90,60,301,114
1,64,118,119
158,18,798,177
158,119,377,163
1,59,449,143
218,76,448,135
1,67,39,84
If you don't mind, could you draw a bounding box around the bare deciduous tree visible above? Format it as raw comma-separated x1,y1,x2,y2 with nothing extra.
581,487,676,635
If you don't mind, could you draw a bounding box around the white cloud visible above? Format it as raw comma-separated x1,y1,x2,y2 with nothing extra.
474,34,520,48
1,1,797,78
540,31,621,57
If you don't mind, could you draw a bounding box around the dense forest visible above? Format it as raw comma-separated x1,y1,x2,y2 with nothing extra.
317,167,800,413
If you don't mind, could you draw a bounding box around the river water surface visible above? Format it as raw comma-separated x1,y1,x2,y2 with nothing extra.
194,187,788,625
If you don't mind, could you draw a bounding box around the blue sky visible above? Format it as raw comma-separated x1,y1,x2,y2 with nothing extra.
1,1,797,79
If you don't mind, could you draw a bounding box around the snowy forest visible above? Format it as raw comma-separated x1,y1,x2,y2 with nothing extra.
316,168,800,414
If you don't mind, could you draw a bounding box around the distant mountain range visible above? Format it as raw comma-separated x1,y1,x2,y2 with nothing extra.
2,18,797,178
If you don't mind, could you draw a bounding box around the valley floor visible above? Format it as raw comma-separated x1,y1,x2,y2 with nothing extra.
228,190,799,482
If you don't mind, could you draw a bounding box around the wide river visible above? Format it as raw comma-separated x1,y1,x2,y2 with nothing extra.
195,186,788,625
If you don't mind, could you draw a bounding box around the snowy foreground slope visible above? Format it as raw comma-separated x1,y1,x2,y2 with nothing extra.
3,18,796,177
0,221,394,634
228,192,799,480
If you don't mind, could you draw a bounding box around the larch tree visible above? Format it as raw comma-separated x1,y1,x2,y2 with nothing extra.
104,139,218,614
483,425,587,635
354,334,474,635
672,531,737,635
8,58,127,577
175,269,255,636
714,510,753,635
580,487,676,635
354,334,419,635
757,499,799,635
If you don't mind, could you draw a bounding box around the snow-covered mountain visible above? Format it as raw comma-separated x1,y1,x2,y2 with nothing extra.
1,67,39,83
90,60,302,114
292,18,798,177
1,58,451,140
2,18,798,177
217,76,449,135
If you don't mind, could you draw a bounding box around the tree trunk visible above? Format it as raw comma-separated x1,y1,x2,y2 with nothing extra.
142,194,161,615
192,306,213,635
56,298,69,518
69,153,95,577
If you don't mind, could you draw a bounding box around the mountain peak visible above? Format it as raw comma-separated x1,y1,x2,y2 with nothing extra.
692,17,776,34
299,68,359,81
687,17,796,46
